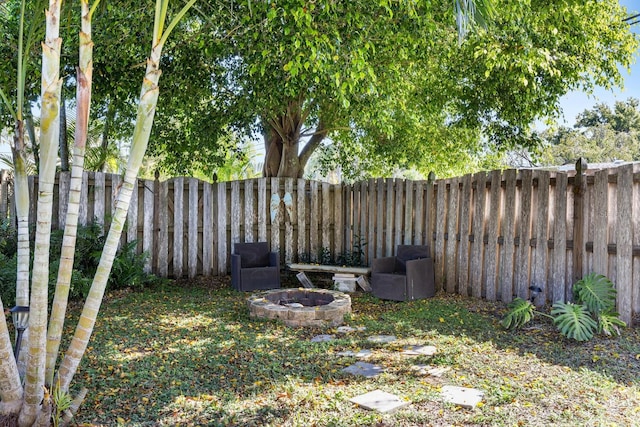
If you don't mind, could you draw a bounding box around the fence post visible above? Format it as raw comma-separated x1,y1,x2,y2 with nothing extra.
572,158,587,285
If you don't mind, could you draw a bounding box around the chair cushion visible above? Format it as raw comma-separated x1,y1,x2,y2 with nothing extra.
235,242,270,268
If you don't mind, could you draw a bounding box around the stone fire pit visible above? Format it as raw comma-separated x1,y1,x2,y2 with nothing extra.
247,288,351,327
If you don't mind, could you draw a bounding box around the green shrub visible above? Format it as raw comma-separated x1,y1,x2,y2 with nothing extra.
0,221,160,305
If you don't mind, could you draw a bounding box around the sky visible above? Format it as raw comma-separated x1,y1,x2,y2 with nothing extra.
1,2,639,158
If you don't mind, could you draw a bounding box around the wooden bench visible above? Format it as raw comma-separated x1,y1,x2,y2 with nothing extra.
287,263,372,292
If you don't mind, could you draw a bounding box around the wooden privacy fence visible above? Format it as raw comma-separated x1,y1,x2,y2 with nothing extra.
0,161,638,324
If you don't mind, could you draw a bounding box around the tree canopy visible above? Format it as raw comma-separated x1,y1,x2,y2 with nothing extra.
1,0,637,179
537,97,640,165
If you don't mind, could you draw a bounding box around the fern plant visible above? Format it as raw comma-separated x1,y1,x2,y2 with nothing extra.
501,273,626,341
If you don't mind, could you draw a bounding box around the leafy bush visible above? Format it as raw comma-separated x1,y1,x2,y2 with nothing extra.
0,221,160,305
501,273,626,341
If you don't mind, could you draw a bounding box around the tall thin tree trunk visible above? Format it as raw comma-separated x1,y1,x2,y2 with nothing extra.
19,0,63,424
25,114,39,173
59,87,69,171
57,0,197,391
46,0,94,387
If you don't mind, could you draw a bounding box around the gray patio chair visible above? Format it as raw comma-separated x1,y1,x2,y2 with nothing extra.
371,245,435,301
231,242,281,292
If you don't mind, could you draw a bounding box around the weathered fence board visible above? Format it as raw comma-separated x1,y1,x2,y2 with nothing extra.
469,172,486,299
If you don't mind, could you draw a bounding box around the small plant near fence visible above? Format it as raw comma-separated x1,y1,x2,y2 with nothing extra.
299,235,368,267
501,273,626,341
0,219,163,305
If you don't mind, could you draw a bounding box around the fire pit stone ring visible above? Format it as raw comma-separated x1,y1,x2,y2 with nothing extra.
247,288,351,327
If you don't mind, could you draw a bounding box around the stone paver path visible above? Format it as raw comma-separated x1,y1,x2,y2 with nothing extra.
349,389,410,413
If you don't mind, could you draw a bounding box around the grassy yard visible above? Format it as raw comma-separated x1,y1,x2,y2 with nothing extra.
69,276,640,426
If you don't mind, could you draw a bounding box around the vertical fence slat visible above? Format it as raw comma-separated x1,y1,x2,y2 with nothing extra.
271,178,281,254
310,180,319,262
375,179,384,259
142,179,154,273
158,180,169,277
231,180,241,246
592,169,609,276
173,177,184,278
321,182,331,258
385,179,395,256
457,174,472,297
367,179,376,264
445,178,460,293
426,176,436,256
334,183,343,259
188,178,199,278
244,179,255,243
257,178,267,242
94,172,105,230
616,165,633,325
469,172,486,298
404,180,413,245
485,170,502,302
500,169,517,302
434,179,446,289
127,178,138,245
216,182,227,274
343,184,360,250
342,185,360,253
515,170,533,299
552,173,568,303
394,179,403,248
202,182,213,276
297,178,307,262
414,181,425,246
359,181,369,261
285,178,294,264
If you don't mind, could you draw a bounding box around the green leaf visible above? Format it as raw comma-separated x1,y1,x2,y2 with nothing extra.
500,297,535,330
551,302,597,341
573,273,616,316
597,311,626,336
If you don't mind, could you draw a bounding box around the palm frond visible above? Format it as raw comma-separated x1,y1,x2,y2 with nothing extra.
573,273,617,316
551,302,597,342
501,297,535,330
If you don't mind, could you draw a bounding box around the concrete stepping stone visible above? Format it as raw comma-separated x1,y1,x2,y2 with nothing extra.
402,345,437,356
310,334,335,342
441,385,484,408
336,326,367,333
336,349,373,358
410,364,451,377
342,361,384,378
349,389,410,413
367,335,396,344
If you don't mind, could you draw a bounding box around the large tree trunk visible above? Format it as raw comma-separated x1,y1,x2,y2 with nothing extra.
262,99,328,178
